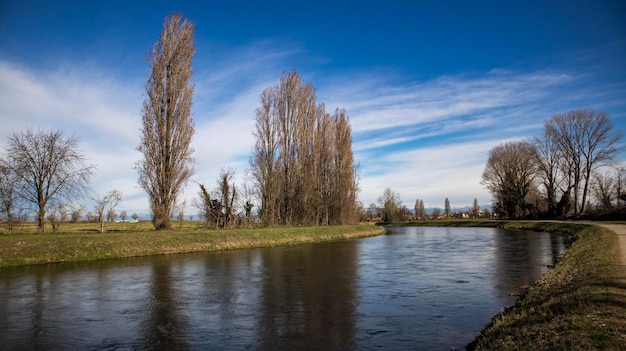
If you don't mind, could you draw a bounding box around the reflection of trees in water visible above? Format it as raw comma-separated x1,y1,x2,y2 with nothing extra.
0,264,80,350
198,249,262,347
258,244,358,350
31,268,48,349
493,230,566,298
142,258,190,350
546,233,571,265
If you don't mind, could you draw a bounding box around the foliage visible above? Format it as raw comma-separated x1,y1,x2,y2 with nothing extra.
136,13,195,230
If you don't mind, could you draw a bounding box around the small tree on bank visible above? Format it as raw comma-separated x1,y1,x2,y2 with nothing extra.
136,13,196,230
94,190,122,233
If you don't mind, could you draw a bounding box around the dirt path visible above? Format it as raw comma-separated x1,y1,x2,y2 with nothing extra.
595,223,626,283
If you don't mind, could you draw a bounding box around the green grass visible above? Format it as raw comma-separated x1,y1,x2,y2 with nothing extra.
465,221,626,350
0,223,384,267
384,219,625,349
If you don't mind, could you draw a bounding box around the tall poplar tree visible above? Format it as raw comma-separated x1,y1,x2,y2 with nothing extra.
136,13,195,230
250,70,358,226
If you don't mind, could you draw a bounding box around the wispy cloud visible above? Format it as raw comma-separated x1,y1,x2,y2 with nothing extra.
319,67,625,208
0,41,311,215
0,60,147,212
1,40,624,215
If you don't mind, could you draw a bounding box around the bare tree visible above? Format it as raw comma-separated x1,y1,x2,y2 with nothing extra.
0,160,23,233
120,210,128,222
194,183,215,227
444,197,451,217
107,209,116,223
94,190,122,233
70,207,83,223
4,129,94,233
481,141,538,218
591,171,616,210
531,130,566,217
47,203,70,233
250,87,279,226
545,109,623,214
136,13,196,230
250,70,358,227
378,188,402,222
177,203,185,229
216,167,237,229
413,199,425,220
616,167,626,208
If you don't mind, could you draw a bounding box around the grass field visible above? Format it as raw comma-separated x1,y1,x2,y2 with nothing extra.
0,221,383,267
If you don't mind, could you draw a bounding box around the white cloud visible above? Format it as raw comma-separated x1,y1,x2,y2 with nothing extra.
2,41,624,218
321,68,623,209
323,70,576,135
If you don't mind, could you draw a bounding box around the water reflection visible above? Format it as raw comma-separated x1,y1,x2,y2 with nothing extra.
143,258,190,350
258,243,358,350
0,227,568,350
493,230,566,299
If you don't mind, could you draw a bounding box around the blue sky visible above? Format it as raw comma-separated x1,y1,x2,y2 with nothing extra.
1,0,625,216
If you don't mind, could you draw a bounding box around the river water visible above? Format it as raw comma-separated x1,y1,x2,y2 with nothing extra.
0,227,568,350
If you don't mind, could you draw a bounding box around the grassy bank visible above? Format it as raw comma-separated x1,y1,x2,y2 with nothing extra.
0,223,383,267
466,222,626,350
388,220,625,349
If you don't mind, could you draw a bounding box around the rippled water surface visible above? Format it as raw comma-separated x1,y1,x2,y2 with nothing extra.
0,227,568,350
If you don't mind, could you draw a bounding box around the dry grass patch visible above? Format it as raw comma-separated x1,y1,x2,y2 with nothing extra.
0,224,383,267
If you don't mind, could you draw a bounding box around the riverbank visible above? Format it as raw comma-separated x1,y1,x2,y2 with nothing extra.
0,224,384,267
465,221,626,350
392,220,625,350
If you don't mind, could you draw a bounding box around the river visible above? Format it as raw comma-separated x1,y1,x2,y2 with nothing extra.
0,226,568,350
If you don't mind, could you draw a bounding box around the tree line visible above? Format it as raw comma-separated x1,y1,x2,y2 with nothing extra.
1,13,359,233
249,70,358,227
372,188,484,222
481,109,624,219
